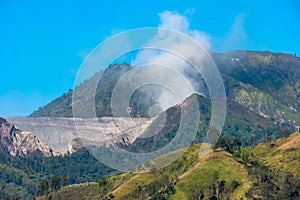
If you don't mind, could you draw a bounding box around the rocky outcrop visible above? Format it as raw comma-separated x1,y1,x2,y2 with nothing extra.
9,117,154,153
0,117,53,157
68,138,84,154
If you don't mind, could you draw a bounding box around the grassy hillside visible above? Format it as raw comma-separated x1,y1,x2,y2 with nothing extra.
168,151,250,200
38,132,300,200
241,132,300,199
247,131,300,179
213,51,300,130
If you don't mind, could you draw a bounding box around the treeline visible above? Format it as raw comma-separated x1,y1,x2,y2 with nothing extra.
213,136,242,155
36,174,68,196
0,149,114,199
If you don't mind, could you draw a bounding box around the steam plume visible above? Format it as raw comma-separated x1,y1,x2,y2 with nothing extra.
130,11,211,112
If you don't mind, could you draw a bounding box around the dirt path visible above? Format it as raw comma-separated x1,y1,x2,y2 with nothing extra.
277,132,300,150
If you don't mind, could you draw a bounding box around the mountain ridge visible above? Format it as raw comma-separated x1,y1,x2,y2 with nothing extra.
30,50,300,132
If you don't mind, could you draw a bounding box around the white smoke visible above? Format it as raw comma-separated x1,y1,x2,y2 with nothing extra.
130,11,211,112
219,13,248,51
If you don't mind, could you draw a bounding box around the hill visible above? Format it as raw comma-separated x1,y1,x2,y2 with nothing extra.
37,132,300,200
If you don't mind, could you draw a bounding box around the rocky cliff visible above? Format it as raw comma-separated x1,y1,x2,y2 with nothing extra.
0,117,53,157
8,116,154,153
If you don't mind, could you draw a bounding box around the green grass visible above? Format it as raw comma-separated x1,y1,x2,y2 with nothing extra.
268,149,300,178
102,145,251,200
172,153,250,200
112,144,202,199
36,183,100,200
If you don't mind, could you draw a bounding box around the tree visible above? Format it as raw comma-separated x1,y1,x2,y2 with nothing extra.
50,176,61,191
213,136,242,154
62,174,68,187
11,195,21,200
98,177,110,195
249,135,255,146
36,179,49,196
282,129,289,138
217,180,226,197
231,180,240,190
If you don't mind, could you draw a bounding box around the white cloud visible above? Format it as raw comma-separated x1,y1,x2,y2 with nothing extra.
184,8,196,16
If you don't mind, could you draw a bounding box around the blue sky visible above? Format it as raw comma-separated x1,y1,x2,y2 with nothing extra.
0,0,299,116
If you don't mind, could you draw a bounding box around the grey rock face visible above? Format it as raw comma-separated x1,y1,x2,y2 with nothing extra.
0,117,53,157
8,117,154,153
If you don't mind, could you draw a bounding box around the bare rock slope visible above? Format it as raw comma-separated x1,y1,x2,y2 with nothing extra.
0,117,53,157
8,116,153,153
